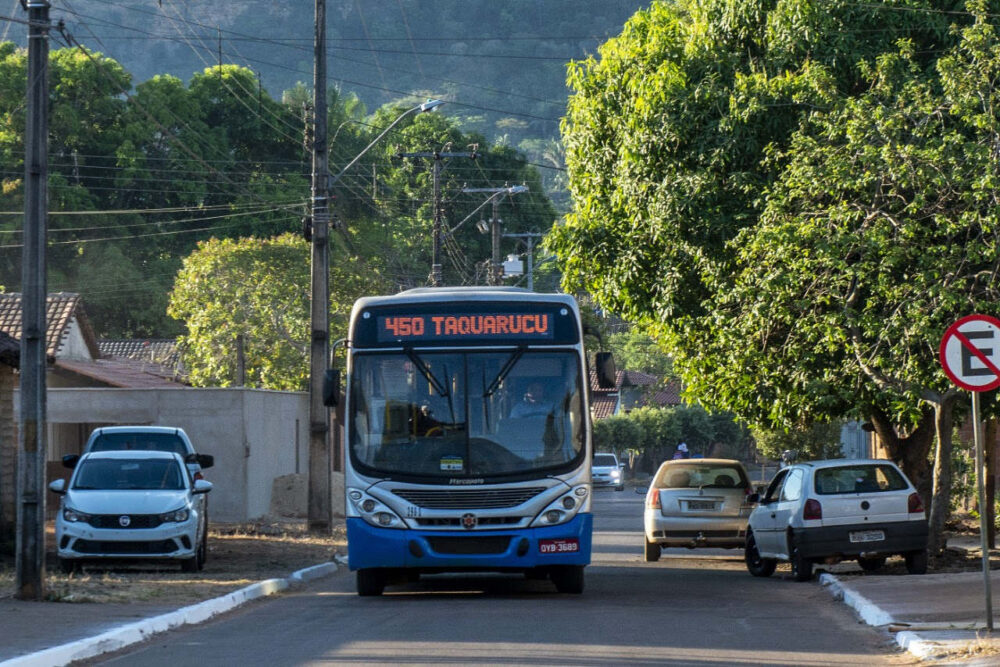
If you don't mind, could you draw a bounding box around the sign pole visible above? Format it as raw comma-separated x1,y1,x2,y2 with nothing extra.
972,391,994,631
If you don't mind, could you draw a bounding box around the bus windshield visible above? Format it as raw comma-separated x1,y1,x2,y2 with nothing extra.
349,350,585,480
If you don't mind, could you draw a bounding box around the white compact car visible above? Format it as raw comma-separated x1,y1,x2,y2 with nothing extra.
643,458,754,561
592,452,624,491
49,450,213,573
744,459,929,581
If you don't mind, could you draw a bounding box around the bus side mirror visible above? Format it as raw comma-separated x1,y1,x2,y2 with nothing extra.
595,352,616,389
322,369,340,407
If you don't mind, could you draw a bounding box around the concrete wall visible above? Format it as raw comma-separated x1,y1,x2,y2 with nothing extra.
43,387,309,523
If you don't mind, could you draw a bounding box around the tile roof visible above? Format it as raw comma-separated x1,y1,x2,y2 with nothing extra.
99,339,181,368
0,292,99,359
590,394,618,420
54,357,189,389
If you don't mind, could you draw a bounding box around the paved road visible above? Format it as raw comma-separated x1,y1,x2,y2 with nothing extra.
87,488,916,666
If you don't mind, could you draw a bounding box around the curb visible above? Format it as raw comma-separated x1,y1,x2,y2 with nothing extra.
819,572,997,661
0,561,337,667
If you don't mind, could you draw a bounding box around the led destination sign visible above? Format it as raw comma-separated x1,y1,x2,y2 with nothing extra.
377,312,554,343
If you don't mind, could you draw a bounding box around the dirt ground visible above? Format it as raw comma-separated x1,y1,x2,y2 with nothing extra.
0,521,346,606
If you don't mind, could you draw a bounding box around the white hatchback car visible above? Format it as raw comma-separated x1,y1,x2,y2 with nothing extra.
744,459,929,581
592,452,624,491
49,450,213,573
643,458,755,561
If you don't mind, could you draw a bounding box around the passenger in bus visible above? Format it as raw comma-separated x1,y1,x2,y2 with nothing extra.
510,381,554,417
414,404,443,436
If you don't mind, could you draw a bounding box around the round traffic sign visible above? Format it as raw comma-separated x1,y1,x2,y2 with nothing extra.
939,314,1000,392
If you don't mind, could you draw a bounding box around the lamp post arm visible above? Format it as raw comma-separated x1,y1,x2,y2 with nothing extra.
328,105,419,188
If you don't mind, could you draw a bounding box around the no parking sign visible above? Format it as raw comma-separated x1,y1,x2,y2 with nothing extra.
939,314,1000,392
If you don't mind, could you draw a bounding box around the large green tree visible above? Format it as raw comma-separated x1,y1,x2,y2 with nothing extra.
551,0,991,550
168,233,387,390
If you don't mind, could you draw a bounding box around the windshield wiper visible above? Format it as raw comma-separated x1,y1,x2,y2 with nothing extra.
484,345,526,397
404,347,449,397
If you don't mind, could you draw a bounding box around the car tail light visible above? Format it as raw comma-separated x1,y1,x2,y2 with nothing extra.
646,488,661,510
803,498,822,521
908,492,925,514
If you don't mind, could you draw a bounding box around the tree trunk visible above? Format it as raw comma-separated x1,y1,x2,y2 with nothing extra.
870,405,935,506
927,398,958,554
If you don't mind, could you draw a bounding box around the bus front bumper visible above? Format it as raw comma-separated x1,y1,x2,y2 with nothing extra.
347,513,593,571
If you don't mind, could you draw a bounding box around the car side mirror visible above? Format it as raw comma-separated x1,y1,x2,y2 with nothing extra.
62,454,79,469
746,492,760,504
48,479,66,494
193,479,213,494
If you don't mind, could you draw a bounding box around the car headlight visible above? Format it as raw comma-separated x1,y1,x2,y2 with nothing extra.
160,508,190,523
531,485,588,527
347,487,405,529
63,507,91,523
610,469,621,478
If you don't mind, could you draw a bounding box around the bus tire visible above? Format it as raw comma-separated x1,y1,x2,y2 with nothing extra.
551,565,585,594
357,568,385,596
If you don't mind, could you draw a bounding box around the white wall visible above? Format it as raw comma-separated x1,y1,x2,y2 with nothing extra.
44,387,310,523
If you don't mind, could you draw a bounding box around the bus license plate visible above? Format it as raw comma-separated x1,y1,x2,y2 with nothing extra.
849,530,885,543
539,538,579,554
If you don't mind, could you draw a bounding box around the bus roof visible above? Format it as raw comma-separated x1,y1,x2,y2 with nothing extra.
352,287,578,311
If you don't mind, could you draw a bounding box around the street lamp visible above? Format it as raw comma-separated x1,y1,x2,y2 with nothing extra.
308,98,444,531
328,99,444,190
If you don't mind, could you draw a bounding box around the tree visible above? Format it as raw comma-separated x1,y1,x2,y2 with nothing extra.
167,233,387,390
751,424,844,463
608,328,674,378
550,0,985,551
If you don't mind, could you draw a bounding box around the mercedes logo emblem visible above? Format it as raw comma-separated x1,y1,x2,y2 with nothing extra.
461,513,476,530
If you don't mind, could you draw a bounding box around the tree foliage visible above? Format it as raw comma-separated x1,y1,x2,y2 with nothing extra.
167,233,387,390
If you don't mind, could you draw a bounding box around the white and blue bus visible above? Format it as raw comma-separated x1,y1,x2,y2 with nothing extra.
336,287,614,595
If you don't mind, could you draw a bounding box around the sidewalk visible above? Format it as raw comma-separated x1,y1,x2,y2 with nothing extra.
822,537,1000,663
0,562,336,666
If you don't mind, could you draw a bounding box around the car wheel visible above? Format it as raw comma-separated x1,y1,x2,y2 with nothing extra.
181,554,199,573
357,568,386,596
790,538,813,582
59,558,80,575
905,549,928,575
857,555,886,572
195,532,207,571
616,485,624,492
644,535,661,562
550,565,585,594
744,530,776,578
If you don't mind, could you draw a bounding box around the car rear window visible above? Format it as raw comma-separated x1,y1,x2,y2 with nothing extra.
593,454,617,466
74,458,186,491
654,463,749,489
814,464,909,495
90,433,188,456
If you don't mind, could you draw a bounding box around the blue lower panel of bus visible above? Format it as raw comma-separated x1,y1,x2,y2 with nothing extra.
347,513,592,571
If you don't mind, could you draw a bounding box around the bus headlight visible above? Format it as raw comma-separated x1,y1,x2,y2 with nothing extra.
531,485,587,527
347,487,405,530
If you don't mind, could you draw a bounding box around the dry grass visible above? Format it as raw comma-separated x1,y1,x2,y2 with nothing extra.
0,522,346,605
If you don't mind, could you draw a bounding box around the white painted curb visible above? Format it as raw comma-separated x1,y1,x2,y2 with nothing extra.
0,561,337,667
819,573,894,626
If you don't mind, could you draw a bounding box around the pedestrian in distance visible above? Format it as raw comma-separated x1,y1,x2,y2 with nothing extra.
672,442,690,459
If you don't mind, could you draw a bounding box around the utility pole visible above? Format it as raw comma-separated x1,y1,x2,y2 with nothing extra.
462,185,528,286
396,149,476,286
17,0,50,601
503,232,545,291
308,0,331,532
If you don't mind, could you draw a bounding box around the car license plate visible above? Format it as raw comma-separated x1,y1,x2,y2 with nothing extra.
687,501,716,511
849,530,885,543
539,538,579,554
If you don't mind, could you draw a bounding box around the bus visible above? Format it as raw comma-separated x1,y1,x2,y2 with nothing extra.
332,287,614,595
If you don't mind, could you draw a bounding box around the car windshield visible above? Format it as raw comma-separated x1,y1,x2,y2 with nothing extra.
814,464,908,494
73,458,186,491
349,350,585,480
89,432,187,457
655,462,749,490
593,454,617,467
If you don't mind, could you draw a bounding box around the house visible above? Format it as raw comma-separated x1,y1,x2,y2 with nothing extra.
0,293,314,523
589,368,682,420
